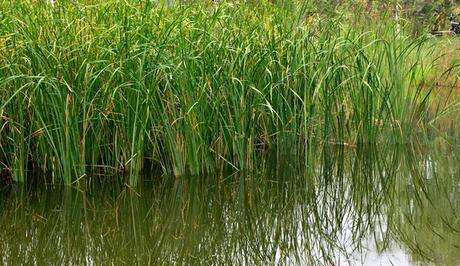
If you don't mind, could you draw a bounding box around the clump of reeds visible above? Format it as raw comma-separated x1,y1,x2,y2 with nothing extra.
0,0,442,185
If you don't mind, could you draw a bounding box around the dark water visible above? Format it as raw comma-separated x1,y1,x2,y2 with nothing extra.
1,139,460,265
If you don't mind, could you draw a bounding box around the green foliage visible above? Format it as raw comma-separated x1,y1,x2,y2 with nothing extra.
0,0,441,185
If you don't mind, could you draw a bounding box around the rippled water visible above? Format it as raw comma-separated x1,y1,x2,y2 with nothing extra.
1,139,459,265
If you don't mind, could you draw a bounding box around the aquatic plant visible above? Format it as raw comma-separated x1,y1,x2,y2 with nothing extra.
0,0,451,185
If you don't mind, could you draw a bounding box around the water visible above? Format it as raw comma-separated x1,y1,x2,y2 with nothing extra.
1,140,459,265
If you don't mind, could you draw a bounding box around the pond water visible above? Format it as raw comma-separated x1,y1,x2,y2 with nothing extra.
1,139,459,265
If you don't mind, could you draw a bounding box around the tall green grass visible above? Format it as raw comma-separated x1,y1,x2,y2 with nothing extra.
0,0,440,185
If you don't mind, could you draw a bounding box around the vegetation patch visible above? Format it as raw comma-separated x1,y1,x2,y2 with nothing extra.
0,0,458,185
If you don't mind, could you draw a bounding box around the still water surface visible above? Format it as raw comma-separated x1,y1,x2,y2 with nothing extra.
1,140,459,265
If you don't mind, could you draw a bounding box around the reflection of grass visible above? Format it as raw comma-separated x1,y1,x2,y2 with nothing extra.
390,139,460,266
0,144,395,266
1,134,459,265
394,188,460,266
0,0,456,185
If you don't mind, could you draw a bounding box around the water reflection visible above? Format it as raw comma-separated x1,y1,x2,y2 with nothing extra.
1,139,459,265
